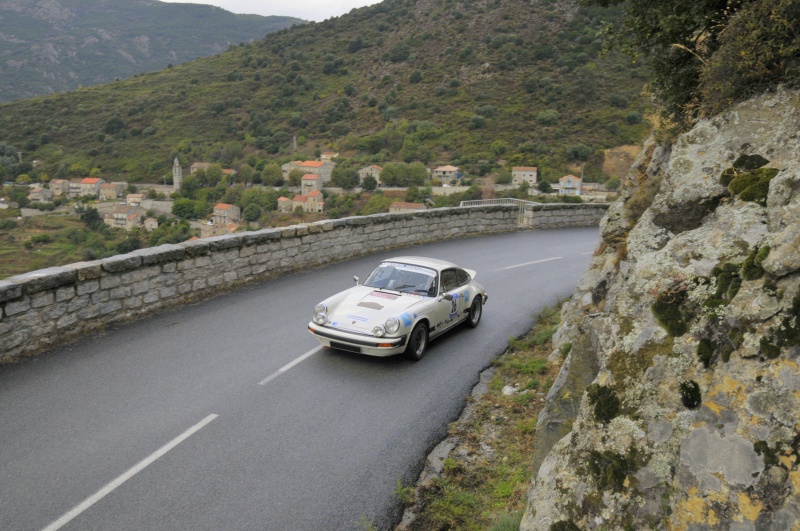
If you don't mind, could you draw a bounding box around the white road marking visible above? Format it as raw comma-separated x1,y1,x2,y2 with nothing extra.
41,414,218,531
494,256,562,271
258,345,323,386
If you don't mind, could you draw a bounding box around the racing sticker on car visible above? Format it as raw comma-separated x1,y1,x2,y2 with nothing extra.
400,313,413,327
449,293,459,319
346,314,370,323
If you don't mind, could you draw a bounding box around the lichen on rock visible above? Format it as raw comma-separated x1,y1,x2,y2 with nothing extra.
521,88,800,530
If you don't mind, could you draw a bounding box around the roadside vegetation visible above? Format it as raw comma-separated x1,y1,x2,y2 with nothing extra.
397,303,565,530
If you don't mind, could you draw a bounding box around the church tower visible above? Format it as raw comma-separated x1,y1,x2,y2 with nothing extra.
172,157,183,191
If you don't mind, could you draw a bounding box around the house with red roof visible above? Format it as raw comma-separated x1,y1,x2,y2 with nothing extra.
358,165,383,185
103,206,142,231
212,203,241,225
432,165,461,185
558,174,583,196
511,166,538,186
292,190,324,213
277,196,293,213
301,174,322,194
281,160,335,183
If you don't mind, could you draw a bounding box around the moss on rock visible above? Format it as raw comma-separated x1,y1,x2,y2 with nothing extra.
652,288,689,337
587,384,621,424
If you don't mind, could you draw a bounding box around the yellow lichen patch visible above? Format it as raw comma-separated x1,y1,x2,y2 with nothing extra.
703,399,725,416
671,488,721,528
703,376,749,419
789,467,800,495
738,492,763,521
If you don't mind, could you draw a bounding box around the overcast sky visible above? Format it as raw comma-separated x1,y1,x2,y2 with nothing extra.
164,0,380,22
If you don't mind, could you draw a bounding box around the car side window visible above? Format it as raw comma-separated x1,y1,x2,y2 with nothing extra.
456,269,470,287
441,269,458,292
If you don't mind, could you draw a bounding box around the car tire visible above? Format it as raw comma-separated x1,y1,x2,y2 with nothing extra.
466,297,482,328
405,323,428,361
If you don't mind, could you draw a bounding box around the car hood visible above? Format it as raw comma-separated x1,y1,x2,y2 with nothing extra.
328,287,427,334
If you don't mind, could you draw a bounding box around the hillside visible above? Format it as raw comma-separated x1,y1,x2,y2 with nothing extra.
0,0,306,102
0,0,650,186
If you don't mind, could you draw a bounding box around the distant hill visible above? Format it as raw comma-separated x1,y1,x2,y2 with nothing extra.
0,0,306,102
0,0,650,184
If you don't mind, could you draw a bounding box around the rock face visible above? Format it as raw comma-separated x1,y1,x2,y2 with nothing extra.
522,88,800,530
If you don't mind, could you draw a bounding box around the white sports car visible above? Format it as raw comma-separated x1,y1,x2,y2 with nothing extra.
308,256,487,360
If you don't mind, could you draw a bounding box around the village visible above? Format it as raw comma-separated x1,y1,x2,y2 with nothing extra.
12,152,606,240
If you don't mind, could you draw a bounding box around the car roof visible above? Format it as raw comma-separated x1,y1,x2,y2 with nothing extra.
383,256,460,271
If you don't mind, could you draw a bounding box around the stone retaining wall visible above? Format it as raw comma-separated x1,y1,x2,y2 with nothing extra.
0,203,607,361
522,202,607,228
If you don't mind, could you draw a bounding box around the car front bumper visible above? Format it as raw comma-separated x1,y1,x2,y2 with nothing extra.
308,322,408,357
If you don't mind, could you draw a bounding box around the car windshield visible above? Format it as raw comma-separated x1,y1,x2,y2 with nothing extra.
363,262,438,296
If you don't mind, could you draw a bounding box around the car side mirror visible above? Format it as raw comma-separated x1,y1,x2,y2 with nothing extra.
440,293,453,301
354,276,360,285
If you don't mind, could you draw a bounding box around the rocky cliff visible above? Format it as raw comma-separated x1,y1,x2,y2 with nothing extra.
522,88,800,530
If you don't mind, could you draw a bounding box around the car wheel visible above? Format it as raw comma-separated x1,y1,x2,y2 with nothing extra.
405,323,428,361
466,297,482,328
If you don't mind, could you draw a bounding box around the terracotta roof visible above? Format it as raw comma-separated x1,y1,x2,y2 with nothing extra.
434,165,459,172
308,190,322,197
278,196,290,202
293,195,308,203
214,203,234,210
300,161,325,168
81,178,102,184
100,183,116,189
512,166,538,171
302,174,318,180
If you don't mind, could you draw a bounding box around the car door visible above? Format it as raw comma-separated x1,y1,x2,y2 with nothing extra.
430,268,466,334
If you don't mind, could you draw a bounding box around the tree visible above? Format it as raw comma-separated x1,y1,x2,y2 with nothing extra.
495,171,512,185
578,0,793,124
537,181,553,193
288,169,304,187
380,162,427,187
79,207,104,230
172,198,197,219
243,204,262,221
331,166,360,190
261,163,283,186
361,175,377,191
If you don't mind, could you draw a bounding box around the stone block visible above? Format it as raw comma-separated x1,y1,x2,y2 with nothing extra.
0,281,23,303
5,266,77,295
131,244,185,266
4,297,31,317
31,292,55,309
56,286,75,302
180,239,210,257
76,280,100,296
102,254,143,273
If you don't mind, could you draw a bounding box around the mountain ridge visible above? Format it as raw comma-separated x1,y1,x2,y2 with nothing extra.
0,0,306,102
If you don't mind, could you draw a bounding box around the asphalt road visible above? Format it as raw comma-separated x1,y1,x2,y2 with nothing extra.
0,227,599,531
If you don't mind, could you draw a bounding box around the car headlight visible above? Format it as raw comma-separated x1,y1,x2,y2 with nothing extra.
384,317,400,335
313,303,327,325
372,325,386,337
